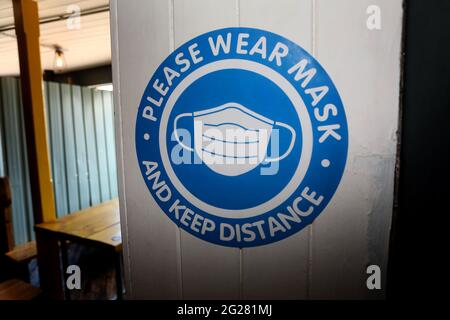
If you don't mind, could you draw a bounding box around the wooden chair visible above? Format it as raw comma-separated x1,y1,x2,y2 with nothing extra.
0,177,37,281
0,177,14,256
6,241,37,265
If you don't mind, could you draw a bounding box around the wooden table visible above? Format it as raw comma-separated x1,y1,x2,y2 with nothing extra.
35,199,123,299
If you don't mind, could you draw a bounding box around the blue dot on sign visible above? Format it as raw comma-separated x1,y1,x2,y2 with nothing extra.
135,27,348,247
321,159,330,168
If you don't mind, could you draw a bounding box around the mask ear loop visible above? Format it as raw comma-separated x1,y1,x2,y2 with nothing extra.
265,121,296,162
173,112,194,152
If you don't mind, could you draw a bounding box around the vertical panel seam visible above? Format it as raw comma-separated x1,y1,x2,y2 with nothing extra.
60,83,69,215
312,0,317,57
169,0,175,52
19,79,34,237
65,85,78,211
58,83,70,215
110,0,134,297
90,90,100,204
235,0,240,27
101,92,112,199
0,81,6,176
50,83,58,215
16,79,29,242
104,92,114,197
100,92,109,199
169,0,183,300
307,0,317,300
81,88,92,205
69,86,82,210
81,87,90,206
239,248,243,299
236,0,242,300
12,79,25,243
92,91,104,202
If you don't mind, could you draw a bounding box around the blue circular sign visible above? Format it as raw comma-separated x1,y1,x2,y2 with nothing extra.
135,28,348,247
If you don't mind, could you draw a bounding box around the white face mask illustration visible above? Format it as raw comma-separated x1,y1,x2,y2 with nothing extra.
173,102,296,176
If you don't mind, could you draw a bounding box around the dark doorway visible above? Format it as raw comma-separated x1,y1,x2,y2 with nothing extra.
387,0,450,300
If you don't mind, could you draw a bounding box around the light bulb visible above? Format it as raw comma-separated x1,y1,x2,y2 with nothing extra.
53,48,66,72
55,56,63,68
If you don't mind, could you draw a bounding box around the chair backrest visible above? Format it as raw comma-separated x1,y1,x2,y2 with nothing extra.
0,177,14,255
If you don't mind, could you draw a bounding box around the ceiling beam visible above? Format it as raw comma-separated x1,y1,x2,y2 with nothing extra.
0,4,109,32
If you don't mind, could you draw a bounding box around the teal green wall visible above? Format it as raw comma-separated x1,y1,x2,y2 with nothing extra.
0,77,118,245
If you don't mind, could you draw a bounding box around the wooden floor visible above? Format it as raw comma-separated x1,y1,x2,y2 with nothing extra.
0,279,41,300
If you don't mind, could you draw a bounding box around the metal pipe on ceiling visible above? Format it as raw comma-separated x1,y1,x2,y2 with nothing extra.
0,4,110,33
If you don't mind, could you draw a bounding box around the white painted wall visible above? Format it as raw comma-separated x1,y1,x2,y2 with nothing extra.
111,0,403,299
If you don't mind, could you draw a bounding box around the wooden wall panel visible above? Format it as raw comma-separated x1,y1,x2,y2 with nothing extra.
239,0,312,299
111,0,181,299
173,0,241,300
112,0,403,299
310,0,402,299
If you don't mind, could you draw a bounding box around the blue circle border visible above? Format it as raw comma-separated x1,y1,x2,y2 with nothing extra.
135,27,348,248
